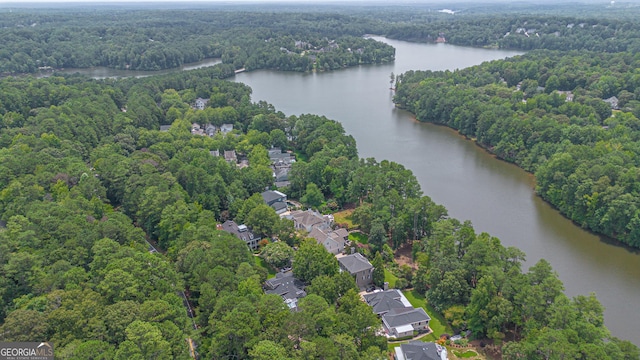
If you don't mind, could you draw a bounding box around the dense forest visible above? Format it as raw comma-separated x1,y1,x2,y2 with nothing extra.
2,3,639,74
0,9,394,74
1,61,636,359
385,13,640,52
0,65,395,359
1,4,640,360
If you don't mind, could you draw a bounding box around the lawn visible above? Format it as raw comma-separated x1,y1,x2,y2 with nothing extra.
453,349,478,358
384,269,398,288
402,289,452,341
333,209,355,229
254,256,276,279
348,231,368,244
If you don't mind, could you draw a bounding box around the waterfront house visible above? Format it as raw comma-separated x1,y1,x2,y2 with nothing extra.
394,341,448,360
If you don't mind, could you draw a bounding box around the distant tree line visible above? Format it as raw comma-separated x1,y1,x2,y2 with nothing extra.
386,14,640,52
0,10,394,74
6,5,640,76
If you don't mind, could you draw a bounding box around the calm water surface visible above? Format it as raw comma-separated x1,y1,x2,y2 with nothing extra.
49,58,221,79
234,37,640,344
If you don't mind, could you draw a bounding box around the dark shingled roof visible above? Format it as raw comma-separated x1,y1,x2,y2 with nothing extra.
261,190,286,205
264,272,306,301
398,341,445,360
338,253,373,274
363,290,409,315
383,307,431,328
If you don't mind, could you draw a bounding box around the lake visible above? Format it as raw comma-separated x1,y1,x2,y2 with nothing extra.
45,58,221,79
233,37,640,345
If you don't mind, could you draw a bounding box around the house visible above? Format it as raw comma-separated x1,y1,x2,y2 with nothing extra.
331,228,349,245
159,125,172,132
195,97,209,110
268,147,295,165
289,209,328,232
262,190,288,214
383,308,431,339
274,167,291,188
556,90,574,102
205,124,217,137
220,123,234,135
382,307,431,338
603,96,619,110
264,271,307,311
238,159,249,169
363,289,412,316
394,341,448,360
308,227,346,255
290,209,345,254
268,148,295,187
224,150,237,164
209,150,220,157
191,123,205,136
220,220,258,250
338,253,374,288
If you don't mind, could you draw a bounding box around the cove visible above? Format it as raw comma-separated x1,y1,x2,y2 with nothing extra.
43,58,221,79
233,37,640,345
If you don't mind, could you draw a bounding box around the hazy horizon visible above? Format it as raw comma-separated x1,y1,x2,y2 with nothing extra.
0,0,625,4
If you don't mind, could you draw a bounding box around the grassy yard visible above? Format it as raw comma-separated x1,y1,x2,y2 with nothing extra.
333,209,355,229
348,231,368,244
254,256,276,279
384,269,398,288
402,289,452,341
453,349,479,358
387,342,403,352
390,344,483,359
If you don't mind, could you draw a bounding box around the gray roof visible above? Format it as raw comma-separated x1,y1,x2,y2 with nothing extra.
330,228,348,240
309,227,330,243
363,290,409,315
398,341,445,360
327,230,347,248
272,201,288,213
270,151,295,164
262,190,286,206
220,220,257,248
383,307,431,328
290,209,326,230
264,272,306,301
224,150,237,162
604,96,619,108
274,167,290,182
338,253,373,274
159,125,172,131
